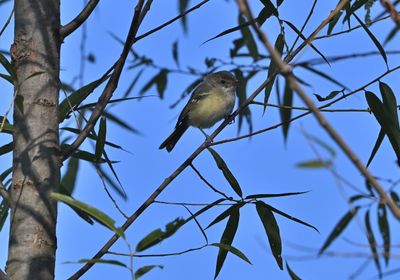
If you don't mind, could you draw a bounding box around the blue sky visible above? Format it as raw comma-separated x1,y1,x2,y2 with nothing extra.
1,0,400,279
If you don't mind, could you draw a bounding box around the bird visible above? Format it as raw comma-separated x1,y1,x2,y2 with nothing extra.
159,71,238,152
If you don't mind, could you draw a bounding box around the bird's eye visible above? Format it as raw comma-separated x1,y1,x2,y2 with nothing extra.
220,79,226,84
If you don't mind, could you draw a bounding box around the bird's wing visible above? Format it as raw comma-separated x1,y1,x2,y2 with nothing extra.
175,81,213,127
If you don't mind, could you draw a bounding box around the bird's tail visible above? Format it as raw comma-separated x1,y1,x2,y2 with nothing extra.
159,122,189,152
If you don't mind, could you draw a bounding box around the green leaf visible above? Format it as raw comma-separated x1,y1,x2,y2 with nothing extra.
352,12,387,67
366,91,400,164
207,148,243,198
156,69,168,99
264,33,284,111
183,198,226,225
384,26,399,46
95,110,140,134
296,159,332,168
136,218,185,252
214,206,240,279
51,193,124,238
14,95,23,113
257,0,278,25
61,127,124,150
0,73,13,85
59,74,110,122
391,191,400,208
95,165,127,199
59,158,93,225
343,0,370,23
203,21,252,45
239,14,259,60
277,0,284,6
366,129,385,167
71,149,107,163
280,80,293,142
380,82,399,129
0,199,9,232
0,52,16,81
135,265,164,279
286,262,301,280
95,117,107,161
267,203,318,232
365,210,382,277
327,11,342,35
179,0,190,33
172,40,179,66
211,243,252,264
246,191,308,199
206,204,243,230
0,142,12,156
377,204,390,266
0,117,13,134
0,167,12,182
319,207,360,255
123,69,145,98
283,20,330,66
305,133,336,157
313,90,342,102
256,201,283,269
234,69,254,134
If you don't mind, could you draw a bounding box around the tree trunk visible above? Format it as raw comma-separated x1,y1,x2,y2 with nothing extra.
7,1,60,279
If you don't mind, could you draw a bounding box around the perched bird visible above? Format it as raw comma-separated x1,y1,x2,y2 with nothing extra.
159,71,238,152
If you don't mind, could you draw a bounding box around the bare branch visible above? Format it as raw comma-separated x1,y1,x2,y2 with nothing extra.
236,0,400,219
60,0,100,38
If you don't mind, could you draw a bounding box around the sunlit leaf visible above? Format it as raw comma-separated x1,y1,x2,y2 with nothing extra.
59,74,110,122
319,207,360,255
296,159,332,168
65,258,128,268
256,201,283,269
207,148,243,198
135,265,164,279
214,206,240,279
51,193,124,238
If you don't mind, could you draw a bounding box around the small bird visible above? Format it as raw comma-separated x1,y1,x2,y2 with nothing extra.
159,71,238,152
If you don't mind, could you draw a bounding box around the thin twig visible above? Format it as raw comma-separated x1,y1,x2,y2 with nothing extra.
60,0,100,38
237,0,400,219
251,101,371,113
189,163,231,199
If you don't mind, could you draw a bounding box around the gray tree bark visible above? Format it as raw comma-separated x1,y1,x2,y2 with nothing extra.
7,0,60,279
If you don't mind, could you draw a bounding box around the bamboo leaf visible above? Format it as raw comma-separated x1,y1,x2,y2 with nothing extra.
65,258,128,268
377,204,390,266
59,74,110,122
0,52,16,81
207,148,243,198
211,243,252,264
352,12,387,66
51,193,124,238
267,204,318,232
286,262,301,280
296,159,332,168
136,218,185,252
172,40,179,66
280,80,293,142
246,191,308,199
206,204,243,230
283,20,330,66
95,117,107,161
239,14,259,60
135,265,164,279
365,210,382,277
179,0,190,33
256,201,283,269
214,206,240,279
0,142,12,156
319,207,360,254
366,129,385,167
